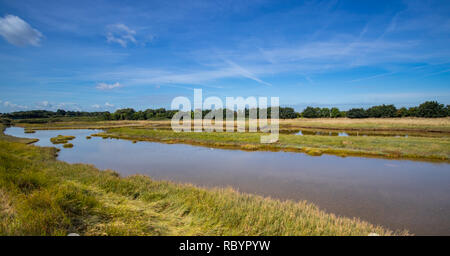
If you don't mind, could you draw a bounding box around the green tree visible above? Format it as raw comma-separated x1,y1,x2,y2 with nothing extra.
113,108,136,120
408,107,418,117
319,108,330,118
279,107,297,119
397,107,408,117
302,107,319,118
330,107,341,118
133,111,146,120
417,101,447,117
56,109,66,116
347,108,368,118
102,112,111,120
366,104,397,118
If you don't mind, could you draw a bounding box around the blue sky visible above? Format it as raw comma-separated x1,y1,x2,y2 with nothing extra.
0,0,449,112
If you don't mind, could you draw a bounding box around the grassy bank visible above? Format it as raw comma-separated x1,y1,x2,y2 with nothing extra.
0,128,402,236
93,127,450,161
0,125,38,144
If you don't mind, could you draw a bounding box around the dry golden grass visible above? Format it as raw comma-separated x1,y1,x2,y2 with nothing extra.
17,117,450,133
279,117,450,131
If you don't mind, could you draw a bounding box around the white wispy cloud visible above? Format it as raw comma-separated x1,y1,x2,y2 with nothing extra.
348,72,397,83
354,92,450,103
36,101,52,108
91,103,114,110
89,28,449,90
106,24,136,47
0,15,43,46
92,59,275,88
3,101,28,109
224,60,272,86
423,68,450,77
34,101,83,111
96,82,122,90
52,102,82,111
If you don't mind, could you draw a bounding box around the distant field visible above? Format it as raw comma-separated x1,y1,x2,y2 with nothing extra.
279,117,450,132
15,117,450,133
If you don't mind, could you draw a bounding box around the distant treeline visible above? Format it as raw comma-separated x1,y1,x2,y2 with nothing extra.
0,107,297,121
302,101,449,118
0,108,176,122
0,101,448,123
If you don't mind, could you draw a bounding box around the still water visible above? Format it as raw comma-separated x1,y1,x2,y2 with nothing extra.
5,127,450,235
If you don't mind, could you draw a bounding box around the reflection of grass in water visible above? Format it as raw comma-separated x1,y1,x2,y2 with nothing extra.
63,143,73,148
86,136,91,140
0,134,406,236
50,135,75,144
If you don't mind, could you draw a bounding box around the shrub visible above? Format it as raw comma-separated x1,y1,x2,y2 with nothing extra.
0,118,12,125
346,108,368,118
330,108,341,118
319,108,330,118
302,107,319,118
397,107,409,117
417,101,447,118
279,107,297,119
366,104,397,118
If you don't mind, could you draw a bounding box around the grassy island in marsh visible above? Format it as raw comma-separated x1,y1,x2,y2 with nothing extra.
0,125,403,236
50,135,76,145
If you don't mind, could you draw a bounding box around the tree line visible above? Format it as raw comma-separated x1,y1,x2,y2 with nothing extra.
301,101,449,118
0,101,448,122
0,107,298,121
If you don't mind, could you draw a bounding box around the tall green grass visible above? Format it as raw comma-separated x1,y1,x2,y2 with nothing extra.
0,132,405,236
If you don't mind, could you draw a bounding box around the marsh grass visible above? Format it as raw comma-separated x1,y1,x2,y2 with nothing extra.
50,135,75,145
0,128,406,236
0,125,38,144
93,128,450,161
